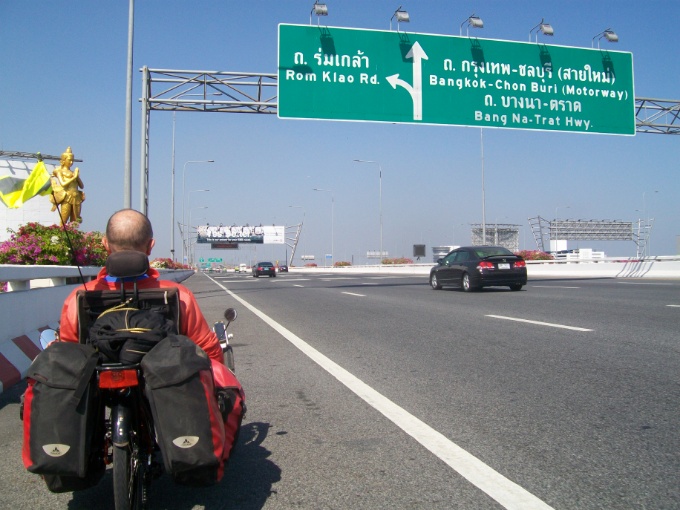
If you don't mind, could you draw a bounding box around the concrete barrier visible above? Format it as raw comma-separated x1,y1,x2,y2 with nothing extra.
0,267,194,394
289,256,680,279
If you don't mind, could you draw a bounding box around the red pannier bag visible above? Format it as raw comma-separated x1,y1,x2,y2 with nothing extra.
140,334,244,486
21,342,106,492
211,359,246,464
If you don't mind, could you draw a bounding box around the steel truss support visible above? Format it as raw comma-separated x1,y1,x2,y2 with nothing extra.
285,223,303,266
635,98,680,135
138,67,278,215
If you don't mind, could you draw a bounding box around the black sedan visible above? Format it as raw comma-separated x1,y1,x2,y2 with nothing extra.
252,261,276,277
429,246,527,292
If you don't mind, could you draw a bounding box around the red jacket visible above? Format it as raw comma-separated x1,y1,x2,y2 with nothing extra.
59,267,223,363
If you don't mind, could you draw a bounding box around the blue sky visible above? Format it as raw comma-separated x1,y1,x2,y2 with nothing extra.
1,0,678,264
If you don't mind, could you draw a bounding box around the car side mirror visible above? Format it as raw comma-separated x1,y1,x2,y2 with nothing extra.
437,258,444,265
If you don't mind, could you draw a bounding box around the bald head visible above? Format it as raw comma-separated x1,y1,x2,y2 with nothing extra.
104,209,155,254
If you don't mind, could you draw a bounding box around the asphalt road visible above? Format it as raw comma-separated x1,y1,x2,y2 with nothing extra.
1,272,678,509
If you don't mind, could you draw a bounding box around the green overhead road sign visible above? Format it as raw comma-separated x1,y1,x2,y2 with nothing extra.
278,24,635,135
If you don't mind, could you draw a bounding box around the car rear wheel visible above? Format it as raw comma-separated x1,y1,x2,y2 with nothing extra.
430,273,442,290
509,283,523,291
461,272,475,292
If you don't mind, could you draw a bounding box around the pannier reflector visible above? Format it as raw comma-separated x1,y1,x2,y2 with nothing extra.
99,369,139,388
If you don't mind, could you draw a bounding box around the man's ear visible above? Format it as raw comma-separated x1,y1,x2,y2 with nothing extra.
102,237,112,254
146,238,155,256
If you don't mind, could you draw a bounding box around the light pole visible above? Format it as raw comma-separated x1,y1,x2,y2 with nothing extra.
480,129,486,244
185,189,209,264
643,190,658,256
181,160,213,263
189,206,208,265
353,159,383,265
313,188,334,267
170,113,176,260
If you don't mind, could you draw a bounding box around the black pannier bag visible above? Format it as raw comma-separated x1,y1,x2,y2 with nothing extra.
88,302,176,363
141,334,227,486
21,342,105,492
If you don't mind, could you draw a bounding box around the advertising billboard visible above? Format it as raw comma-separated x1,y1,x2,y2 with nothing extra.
196,224,285,244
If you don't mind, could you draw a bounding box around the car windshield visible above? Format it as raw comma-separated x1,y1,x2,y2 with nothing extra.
258,262,273,267
474,247,513,258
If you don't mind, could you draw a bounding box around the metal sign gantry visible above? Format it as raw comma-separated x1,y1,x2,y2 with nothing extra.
138,67,679,214
528,216,653,258
138,68,277,214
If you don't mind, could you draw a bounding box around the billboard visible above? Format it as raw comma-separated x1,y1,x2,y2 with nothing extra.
279,24,635,135
196,224,284,244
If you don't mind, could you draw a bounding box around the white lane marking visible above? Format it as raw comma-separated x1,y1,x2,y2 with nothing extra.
531,285,579,289
361,282,379,285
667,305,680,308
207,275,554,510
294,284,305,288
486,315,592,332
342,291,366,297
321,277,358,281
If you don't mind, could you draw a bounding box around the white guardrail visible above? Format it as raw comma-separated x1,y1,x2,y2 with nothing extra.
0,265,194,394
289,256,680,278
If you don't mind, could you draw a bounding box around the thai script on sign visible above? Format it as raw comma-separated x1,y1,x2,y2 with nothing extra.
293,49,370,68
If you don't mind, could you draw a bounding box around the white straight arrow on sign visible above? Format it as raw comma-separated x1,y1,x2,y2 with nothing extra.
386,41,428,120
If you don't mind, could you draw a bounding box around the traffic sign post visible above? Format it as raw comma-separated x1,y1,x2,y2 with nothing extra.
278,24,635,135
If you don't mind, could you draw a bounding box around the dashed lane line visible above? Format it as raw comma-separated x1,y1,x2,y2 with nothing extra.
486,315,593,332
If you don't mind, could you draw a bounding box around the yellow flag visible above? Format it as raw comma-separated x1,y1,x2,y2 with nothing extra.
0,161,52,208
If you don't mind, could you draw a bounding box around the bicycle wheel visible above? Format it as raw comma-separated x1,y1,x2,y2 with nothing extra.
113,444,145,510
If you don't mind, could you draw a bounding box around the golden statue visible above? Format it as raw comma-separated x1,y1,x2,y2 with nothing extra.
49,147,85,224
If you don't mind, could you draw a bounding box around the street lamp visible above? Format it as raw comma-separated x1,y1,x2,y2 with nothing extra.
181,160,213,263
353,159,383,265
643,190,659,256
185,189,209,264
313,188,334,267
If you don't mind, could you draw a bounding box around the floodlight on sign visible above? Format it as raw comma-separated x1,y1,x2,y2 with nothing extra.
460,13,484,36
390,6,410,31
530,18,554,42
592,28,619,48
310,2,328,25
